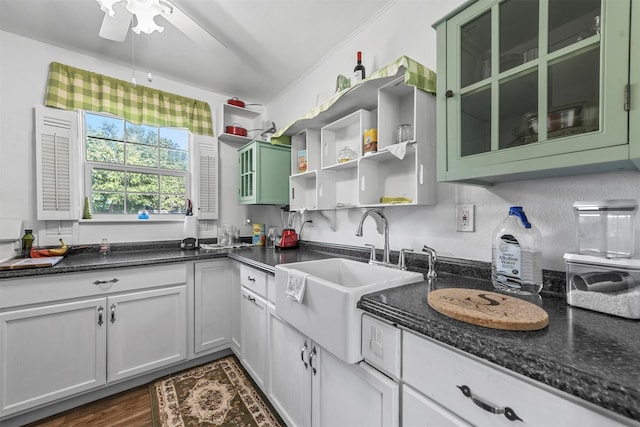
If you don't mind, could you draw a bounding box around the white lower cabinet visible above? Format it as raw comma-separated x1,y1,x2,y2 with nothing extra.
194,260,231,354
268,308,310,427
0,264,188,418
0,298,107,416
107,286,187,382
268,307,398,427
240,287,268,391
229,260,242,354
402,330,633,427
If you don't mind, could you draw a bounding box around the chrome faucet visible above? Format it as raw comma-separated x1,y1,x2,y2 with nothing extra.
356,209,390,264
422,245,437,278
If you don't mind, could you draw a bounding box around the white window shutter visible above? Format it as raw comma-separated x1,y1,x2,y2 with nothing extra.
35,105,79,220
195,134,218,220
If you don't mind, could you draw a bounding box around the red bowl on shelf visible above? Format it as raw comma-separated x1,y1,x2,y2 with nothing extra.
225,124,248,136
227,97,245,108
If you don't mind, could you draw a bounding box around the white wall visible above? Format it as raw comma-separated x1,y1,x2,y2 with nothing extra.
0,30,274,259
266,0,640,272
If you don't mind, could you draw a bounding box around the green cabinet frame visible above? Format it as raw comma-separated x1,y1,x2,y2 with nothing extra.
238,140,291,205
434,0,636,185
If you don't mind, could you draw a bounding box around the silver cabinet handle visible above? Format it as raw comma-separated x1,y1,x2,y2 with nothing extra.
309,346,317,376
300,340,308,369
457,385,522,422
93,278,119,286
110,304,116,323
97,306,104,326
247,275,256,283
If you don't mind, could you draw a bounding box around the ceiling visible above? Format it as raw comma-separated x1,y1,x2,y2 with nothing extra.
0,0,391,103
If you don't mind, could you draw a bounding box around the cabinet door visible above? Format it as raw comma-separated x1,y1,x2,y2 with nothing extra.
238,143,256,203
229,261,242,354
255,143,291,205
439,0,632,183
312,347,399,427
240,287,267,391
107,286,187,382
403,385,471,427
267,308,310,427
0,298,106,417
194,260,230,354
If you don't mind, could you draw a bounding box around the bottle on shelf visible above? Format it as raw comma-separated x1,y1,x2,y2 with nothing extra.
353,51,366,84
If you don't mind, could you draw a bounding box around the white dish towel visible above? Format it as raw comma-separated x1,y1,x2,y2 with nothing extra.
286,269,309,303
387,141,408,160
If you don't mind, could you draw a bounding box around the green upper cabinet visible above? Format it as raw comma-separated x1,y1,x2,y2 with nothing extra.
238,140,291,205
434,0,636,185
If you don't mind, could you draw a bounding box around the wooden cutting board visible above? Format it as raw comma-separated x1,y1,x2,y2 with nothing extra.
428,288,549,331
0,256,64,270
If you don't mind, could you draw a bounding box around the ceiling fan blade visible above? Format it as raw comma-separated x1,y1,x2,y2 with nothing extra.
162,1,227,50
99,2,133,42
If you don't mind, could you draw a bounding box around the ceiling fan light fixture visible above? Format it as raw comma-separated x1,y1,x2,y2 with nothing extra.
96,0,121,17
96,0,172,35
126,0,171,34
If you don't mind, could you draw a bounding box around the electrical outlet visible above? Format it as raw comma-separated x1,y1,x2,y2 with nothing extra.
456,204,475,232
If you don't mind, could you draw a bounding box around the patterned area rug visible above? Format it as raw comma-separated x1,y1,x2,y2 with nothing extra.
150,355,283,427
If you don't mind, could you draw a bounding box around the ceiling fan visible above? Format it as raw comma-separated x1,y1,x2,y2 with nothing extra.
96,0,226,50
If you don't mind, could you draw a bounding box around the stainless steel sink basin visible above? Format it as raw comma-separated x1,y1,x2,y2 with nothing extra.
275,258,423,363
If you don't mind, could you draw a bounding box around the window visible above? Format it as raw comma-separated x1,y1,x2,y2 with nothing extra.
84,112,190,216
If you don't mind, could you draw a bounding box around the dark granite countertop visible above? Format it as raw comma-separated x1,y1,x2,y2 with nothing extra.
0,243,342,280
358,273,640,423
1,242,638,422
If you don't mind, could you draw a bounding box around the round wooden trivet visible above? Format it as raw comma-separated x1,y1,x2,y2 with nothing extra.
427,288,549,331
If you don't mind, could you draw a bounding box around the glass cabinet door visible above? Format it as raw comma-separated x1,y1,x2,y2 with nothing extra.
445,0,630,173
239,144,255,201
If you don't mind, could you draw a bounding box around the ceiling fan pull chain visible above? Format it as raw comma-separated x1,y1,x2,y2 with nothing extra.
131,28,137,87
147,33,153,82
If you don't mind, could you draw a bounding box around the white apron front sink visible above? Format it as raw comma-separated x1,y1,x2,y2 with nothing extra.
275,258,423,364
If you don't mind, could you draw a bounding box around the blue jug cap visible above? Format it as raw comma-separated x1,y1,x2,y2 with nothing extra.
509,206,531,229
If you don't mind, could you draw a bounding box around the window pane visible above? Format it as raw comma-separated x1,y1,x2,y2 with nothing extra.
161,175,186,194
92,192,124,214
87,138,124,164
548,47,600,140
126,172,158,193
500,70,538,149
160,148,188,170
160,128,189,150
92,169,125,191
86,113,124,140
549,0,601,53
127,144,158,167
161,195,186,214
126,122,158,145
500,0,539,72
461,11,491,87
461,87,491,156
127,194,159,213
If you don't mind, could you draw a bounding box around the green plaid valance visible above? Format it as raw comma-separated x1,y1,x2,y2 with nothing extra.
45,62,213,136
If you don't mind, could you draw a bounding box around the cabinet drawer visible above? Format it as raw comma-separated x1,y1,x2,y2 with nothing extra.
240,264,267,297
403,385,471,427
361,314,400,379
402,331,632,427
0,263,187,309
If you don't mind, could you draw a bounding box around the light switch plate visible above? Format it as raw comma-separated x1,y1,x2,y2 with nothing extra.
456,204,475,232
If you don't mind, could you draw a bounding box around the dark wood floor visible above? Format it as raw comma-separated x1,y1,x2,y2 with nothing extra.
25,386,153,427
